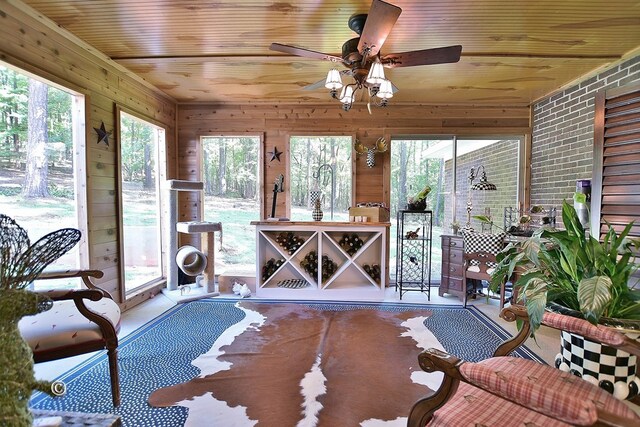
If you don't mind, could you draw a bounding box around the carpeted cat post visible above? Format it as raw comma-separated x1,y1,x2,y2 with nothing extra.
0,215,81,427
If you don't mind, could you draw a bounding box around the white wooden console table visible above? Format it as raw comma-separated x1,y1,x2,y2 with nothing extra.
251,221,390,300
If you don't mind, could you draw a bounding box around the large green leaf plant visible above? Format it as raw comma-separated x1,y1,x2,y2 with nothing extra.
490,200,640,332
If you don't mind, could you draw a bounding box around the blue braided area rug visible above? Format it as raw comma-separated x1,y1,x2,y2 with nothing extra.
30,299,542,426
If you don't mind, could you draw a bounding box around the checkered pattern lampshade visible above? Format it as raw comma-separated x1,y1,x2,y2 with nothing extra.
471,170,497,191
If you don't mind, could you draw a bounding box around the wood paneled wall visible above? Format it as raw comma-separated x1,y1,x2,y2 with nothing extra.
177,103,531,229
0,0,177,306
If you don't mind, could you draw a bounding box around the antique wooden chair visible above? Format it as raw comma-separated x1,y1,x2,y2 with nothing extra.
460,231,509,308
18,269,122,406
407,305,640,427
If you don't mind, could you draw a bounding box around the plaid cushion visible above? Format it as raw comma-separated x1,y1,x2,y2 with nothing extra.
460,361,596,425
427,357,639,426
480,357,637,419
427,382,571,427
542,311,627,347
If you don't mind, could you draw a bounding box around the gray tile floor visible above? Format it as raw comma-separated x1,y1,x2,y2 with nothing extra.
33,285,561,381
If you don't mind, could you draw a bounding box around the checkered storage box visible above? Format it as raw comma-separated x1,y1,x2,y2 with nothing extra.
555,330,640,400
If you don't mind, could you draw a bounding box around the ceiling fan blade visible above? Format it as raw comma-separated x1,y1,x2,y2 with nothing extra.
381,45,462,68
357,0,402,57
270,43,343,63
303,78,329,91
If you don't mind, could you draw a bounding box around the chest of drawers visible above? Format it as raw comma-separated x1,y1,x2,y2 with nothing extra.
439,234,465,301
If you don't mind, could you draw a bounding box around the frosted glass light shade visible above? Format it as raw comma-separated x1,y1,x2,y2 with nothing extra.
325,69,343,90
376,79,394,99
366,61,386,85
339,86,354,104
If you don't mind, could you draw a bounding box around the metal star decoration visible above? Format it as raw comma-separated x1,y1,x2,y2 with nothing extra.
94,121,112,146
268,146,283,162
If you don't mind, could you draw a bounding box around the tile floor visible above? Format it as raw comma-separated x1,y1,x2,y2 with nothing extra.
33,285,561,381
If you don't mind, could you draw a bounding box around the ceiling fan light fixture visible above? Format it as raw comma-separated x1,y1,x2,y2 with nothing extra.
376,79,394,99
325,69,343,90
366,60,386,85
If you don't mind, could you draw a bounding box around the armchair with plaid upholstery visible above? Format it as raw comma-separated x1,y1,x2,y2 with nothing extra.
407,305,640,427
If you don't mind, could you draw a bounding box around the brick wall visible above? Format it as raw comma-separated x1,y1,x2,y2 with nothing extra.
531,55,640,211
444,139,520,232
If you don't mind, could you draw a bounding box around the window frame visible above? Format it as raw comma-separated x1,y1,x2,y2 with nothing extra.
115,106,168,298
0,60,89,284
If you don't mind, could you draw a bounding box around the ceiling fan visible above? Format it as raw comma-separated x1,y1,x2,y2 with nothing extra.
270,0,462,111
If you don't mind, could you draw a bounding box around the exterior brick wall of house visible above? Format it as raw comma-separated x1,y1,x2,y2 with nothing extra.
444,139,520,232
530,55,640,212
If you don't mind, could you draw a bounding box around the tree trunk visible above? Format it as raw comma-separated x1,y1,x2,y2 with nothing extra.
434,159,444,226
143,142,153,189
398,142,408,210
217,140,227,196
204,149,212,195
22,79,49,198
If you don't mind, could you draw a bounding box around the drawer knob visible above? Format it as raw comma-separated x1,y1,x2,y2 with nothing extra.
451,242,457,246
450,267,456,272
451,253,457,258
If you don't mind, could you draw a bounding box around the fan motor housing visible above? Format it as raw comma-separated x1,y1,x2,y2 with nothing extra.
342,37,362,64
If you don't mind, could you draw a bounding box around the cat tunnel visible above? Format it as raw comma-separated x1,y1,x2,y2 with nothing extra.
165,180,221,298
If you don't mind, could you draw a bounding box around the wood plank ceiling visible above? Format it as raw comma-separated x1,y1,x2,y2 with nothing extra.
20,0,640,106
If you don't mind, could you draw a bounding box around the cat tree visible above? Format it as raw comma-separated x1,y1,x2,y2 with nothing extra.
164,179,221,303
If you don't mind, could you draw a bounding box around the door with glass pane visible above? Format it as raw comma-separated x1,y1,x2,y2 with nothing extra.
390,136,523,285
118,111,165,294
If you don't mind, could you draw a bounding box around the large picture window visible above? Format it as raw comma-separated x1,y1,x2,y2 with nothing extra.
289,136,353,221
117,110,166,294
201,136,260,272
0,63,87,289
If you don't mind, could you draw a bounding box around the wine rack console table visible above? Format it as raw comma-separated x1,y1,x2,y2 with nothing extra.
251,221,390,300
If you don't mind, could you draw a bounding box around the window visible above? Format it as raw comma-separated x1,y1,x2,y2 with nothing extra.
117,110,165,294
289,136,352,221
390,136,522,282
201,136,260,271
0,63,87,289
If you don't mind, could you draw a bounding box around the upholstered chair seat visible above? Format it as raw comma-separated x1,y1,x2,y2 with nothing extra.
19,297,121,357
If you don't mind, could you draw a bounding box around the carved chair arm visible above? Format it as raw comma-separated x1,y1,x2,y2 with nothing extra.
408,349,463,427
37,269,114,300
34,270,120,339
37,288,106,302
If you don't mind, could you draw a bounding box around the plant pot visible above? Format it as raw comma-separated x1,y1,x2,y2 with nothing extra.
548,303,640,400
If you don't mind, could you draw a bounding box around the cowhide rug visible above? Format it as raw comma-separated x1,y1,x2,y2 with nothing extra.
148,302,444,426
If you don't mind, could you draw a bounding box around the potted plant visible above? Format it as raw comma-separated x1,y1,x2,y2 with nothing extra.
489,200,640,399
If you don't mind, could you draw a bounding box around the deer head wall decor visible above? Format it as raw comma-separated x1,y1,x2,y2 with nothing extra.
354,137,388,168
